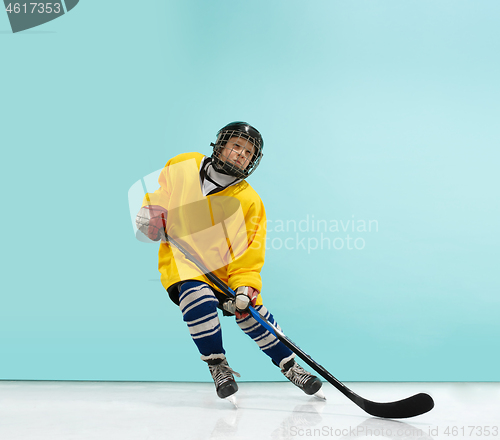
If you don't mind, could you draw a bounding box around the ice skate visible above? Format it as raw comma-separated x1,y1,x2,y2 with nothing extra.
312,388,326,400
281,358,324,398
204,354,241,400
225,394,238,408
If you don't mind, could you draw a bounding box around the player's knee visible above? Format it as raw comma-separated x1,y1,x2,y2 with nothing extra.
179,281,218,322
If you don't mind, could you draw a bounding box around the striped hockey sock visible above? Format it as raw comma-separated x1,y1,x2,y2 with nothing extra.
178,281,225,357
236,305,294,366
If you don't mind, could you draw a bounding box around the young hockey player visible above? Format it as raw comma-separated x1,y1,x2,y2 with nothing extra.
136,122,324,403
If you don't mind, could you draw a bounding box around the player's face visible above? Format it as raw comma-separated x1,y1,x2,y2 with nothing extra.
220,137,255,171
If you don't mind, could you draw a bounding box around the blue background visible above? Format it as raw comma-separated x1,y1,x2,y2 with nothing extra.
1,0,499,382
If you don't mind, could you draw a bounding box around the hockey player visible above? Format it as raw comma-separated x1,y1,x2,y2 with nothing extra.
136,122,323,402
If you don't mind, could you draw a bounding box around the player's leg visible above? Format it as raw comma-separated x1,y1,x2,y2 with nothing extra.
177,281,239,398
236,304,323,396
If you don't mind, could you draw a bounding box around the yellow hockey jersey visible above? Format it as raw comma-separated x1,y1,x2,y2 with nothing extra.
142,152,266,305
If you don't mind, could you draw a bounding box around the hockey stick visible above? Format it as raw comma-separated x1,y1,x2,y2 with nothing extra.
166,235,434,419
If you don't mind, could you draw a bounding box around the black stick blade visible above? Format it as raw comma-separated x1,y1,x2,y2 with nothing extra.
360,393,434,419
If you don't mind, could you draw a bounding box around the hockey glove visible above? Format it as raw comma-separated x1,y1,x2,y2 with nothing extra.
136,205,168,241
234,286,259,319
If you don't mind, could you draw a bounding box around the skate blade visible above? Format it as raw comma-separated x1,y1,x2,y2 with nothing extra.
225,394,238,408
313,389,326,400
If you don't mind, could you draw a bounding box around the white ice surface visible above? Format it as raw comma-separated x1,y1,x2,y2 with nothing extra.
0,381,498,440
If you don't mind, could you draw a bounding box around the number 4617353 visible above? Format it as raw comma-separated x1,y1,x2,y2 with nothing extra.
5,3,62,14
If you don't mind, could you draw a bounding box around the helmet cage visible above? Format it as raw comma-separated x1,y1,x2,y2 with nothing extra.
211,128,263,179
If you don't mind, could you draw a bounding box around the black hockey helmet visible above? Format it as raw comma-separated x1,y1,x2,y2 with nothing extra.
210,121,264,179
